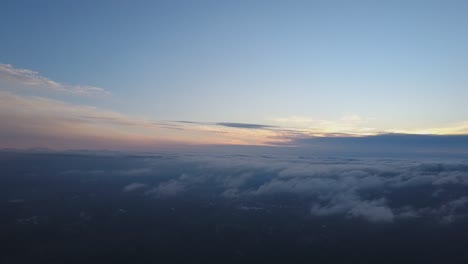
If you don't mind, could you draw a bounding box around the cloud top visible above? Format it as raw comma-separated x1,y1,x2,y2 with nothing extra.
101,153,468,223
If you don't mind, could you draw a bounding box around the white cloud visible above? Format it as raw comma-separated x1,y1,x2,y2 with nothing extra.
146,180,185,197
137,154,468,223
0,63,109,96
347,199,395,222
59,153,468,223
123,182,148,192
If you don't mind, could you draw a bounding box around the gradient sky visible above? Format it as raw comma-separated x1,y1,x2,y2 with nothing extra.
1,0,468,149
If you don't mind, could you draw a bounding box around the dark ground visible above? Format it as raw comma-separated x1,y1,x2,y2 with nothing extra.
1,151,468,263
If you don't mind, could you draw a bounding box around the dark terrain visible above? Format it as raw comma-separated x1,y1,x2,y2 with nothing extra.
2,151,468,263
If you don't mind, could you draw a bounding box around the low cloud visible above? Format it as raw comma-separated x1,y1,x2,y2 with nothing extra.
311,196,395,222
123,182,148,192
10,150,468,224
119,153,468,223
146,180,185,197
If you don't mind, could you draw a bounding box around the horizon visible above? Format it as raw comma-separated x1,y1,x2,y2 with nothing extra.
2,1,468,263
2,0,468,152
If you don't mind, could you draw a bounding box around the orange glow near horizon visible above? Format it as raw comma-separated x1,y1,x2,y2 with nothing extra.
1,92,468,151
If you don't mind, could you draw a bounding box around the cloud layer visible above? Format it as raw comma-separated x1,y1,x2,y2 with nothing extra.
109,153,468,223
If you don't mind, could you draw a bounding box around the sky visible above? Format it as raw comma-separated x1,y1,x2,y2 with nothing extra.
1,0,468,150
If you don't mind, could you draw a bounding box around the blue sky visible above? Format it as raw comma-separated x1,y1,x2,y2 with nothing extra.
1,0,468,149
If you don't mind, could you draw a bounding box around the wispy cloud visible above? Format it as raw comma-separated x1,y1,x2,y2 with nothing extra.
0,92,297,149
2,92,468,151
2,61,468,150
0,64,109,96
0,92,185,149
174,121,276,130
216,122,276,129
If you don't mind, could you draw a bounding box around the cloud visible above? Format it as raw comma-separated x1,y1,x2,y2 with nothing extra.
0,63,109,96
117,153,468,223
271,114,376,135
3,91,468,156
173,120,204,124
392,121,468,135
174,121,276,130
123,182,148,192
13,150,468,224
3,64,468,150
216,122,276,129
0,92,301,149
0,91,303,149
286,133,468,156
272,113,468,138
0,92,189,149
311,196,395,223
146,180,185,197
438,196,468,223
2,62,468,150
348,199,395,222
